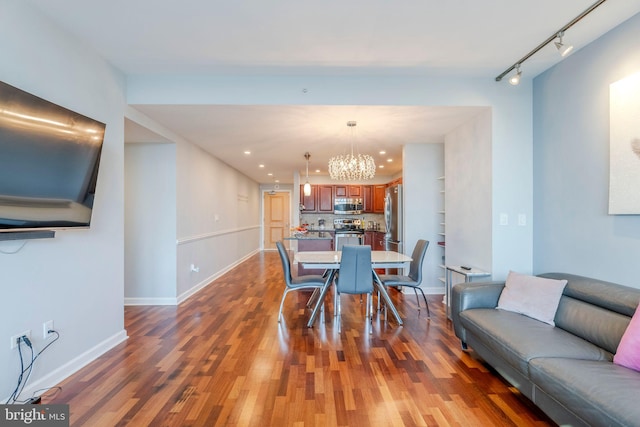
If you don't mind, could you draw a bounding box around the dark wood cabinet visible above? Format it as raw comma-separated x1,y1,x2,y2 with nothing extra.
334,185,361,198
348,185,362,197
302,184,384,213
334,185,346,197
300,185,317,212
372,231,386,251
297,236,333,275
317,185,334,212
372,185,386,213
363,231,374,247
362,185,373,212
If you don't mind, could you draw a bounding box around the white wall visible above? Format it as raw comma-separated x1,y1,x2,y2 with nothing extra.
125,143,177,303
0,2,126,399
533,12,640,287
445,110,493,273
123,110,262,304
175,141,261,300
403,144,444,293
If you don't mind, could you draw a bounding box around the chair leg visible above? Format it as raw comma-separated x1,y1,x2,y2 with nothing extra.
413,289,420,308
307,288,320,308
416,287,430,318
278,289,290,323
367,293,373,334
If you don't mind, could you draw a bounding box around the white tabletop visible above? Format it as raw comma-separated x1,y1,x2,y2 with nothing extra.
445,265,491,277
295,250,412,269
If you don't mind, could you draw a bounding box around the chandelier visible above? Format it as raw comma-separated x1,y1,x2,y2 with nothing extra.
328,121,376,181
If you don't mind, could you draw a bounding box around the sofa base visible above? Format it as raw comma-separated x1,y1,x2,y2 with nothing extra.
531,386,589,427
465,332,534,400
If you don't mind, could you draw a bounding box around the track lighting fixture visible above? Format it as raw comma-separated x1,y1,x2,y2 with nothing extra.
495,0,607,84
509,65,522,86
554,31,574,57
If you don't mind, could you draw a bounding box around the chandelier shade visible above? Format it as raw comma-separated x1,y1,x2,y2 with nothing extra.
328,121,376,181
328,153,376,181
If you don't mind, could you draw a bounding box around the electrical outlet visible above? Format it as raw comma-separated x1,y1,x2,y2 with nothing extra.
43,320,54,339
10,330,31,350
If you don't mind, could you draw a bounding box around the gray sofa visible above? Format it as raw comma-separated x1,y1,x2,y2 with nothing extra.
451,273,640,427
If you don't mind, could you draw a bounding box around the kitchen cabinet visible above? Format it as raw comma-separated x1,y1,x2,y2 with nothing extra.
317,185,334,212
387,177,403,187
369,231,386,274
334,185,361,198
372,231,386,251
362,185,373,212
300,185,317,212
372,185,386,213
363,230,374,246
297,235,333,275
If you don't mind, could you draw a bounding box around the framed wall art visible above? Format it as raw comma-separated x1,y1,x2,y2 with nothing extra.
609,71,640,214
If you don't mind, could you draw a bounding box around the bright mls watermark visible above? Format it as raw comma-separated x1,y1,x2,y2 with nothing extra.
0,405,69,427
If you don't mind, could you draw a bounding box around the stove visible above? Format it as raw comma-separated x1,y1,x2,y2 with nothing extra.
333,218,364,249
333,218,364,234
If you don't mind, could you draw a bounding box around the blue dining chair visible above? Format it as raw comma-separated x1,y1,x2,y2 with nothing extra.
276,241,330,323
377,239,430,317
335,245,375,331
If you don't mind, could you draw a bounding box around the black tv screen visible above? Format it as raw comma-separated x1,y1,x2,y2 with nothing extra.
0,80,105,233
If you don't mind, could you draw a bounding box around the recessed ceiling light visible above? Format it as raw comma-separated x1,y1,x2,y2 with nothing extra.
387,158,393,163
259,164,265,168
379,150,386,155
379,165,385,169
315,169,320,173
244,150,251,155
275,179,280,183
267,173,273,176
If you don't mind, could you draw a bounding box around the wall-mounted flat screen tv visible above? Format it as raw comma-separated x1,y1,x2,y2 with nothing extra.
0,80,105,233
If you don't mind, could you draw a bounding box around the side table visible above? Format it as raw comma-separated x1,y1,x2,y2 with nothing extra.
445,265,491,319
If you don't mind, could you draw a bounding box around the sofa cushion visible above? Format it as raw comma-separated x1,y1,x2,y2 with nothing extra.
460,309,610,377
614,306,640,372
529,358,640,427
497,271,567,326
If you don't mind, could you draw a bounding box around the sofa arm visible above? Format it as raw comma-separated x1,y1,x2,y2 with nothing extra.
451,281,505,347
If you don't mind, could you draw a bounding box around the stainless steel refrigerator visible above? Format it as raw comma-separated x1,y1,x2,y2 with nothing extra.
384,184,403,253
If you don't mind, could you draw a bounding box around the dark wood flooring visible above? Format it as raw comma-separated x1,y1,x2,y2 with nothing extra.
45,250,554,426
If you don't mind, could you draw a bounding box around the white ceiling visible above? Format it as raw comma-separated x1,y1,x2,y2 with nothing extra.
29,0,640,183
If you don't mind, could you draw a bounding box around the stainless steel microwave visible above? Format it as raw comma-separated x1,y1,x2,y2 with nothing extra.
334,198,363,215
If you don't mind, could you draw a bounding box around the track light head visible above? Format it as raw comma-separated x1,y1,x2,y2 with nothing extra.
509,65,522,86
495,0,607,85
555,31,574,57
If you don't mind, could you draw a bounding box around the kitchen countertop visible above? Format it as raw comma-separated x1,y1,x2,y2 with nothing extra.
285,229,386,240
284,230,333,240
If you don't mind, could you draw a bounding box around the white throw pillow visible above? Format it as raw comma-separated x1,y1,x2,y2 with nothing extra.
497,271,568,326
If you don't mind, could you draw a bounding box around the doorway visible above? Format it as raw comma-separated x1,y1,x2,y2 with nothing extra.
263,191,290,250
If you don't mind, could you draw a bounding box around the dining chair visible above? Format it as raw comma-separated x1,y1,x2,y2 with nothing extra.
335,245,375,331
377,239,430,317
276,241,330,323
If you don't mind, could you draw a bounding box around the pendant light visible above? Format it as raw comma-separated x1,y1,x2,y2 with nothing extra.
303,152,311,196
328,121,376,181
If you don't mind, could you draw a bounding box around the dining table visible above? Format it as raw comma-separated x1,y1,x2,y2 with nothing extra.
294,250,412,327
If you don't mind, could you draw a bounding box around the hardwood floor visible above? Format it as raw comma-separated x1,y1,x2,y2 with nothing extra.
46,251,554,426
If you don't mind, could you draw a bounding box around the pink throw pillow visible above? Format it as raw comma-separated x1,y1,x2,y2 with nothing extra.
614,306,640,372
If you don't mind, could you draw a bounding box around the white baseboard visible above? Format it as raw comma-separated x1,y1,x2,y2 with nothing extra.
398,285,444,295
11,329,128,402
124,297,178,305
123,249,261,306
176,248,260,305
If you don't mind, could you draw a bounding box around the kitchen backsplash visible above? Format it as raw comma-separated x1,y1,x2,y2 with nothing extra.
300,213,385,230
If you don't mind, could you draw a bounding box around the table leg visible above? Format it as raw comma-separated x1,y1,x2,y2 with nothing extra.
307,269,336,328
372,270,403,325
